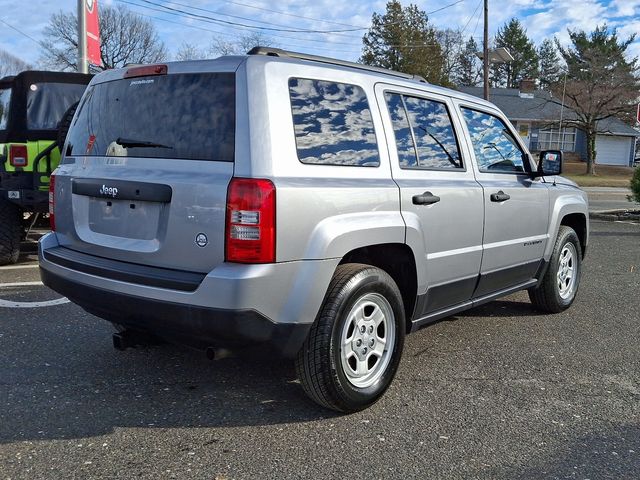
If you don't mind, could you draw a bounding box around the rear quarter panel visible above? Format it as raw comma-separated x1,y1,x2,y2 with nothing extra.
239,58,405,263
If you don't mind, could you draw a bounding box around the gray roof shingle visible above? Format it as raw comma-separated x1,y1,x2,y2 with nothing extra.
458,86,639,137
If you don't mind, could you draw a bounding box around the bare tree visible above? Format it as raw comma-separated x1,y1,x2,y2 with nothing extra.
40,4,167,71
175,43,204,61
175,33,277,61
554,25,639,175
0,49,32,77
436,28,463,87
210,32,277,57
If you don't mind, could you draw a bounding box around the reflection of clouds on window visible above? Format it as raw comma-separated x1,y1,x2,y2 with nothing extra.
289,78,379,167
461,108,525,173
385,93,417,167
399,95,462,169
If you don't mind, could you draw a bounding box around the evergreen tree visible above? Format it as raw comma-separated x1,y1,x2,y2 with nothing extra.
455,36,482,86
538,38,561,89
492,18,539,88
555,25,639,175
361,1,444,83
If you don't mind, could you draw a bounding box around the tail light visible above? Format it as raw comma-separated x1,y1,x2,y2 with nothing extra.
225,178,275,263
49,174,56,231
9,145,28,167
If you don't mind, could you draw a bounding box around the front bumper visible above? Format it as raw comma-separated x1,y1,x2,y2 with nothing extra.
39,233,340,358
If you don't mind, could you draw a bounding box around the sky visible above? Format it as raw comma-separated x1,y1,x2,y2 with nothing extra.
0,0,639,67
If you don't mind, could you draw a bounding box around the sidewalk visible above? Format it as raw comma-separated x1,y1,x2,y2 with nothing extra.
583,186,637,212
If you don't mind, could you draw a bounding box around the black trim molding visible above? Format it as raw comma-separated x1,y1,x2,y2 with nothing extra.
43,246,203,292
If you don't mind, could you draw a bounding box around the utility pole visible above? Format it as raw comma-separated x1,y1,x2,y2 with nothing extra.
77,0,88,73
483,0,489,100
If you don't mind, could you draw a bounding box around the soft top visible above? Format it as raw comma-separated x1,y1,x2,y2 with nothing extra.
0,70,93,143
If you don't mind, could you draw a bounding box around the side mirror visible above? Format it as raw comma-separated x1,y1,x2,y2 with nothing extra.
535,150,562,177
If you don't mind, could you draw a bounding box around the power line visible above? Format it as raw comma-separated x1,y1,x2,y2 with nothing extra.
130,0,468,36
460,0,483,37
213,0,367,28
133,0,364,33
127,9,362,55
120,0,464,50
116,0,364,47
139,0,363,38
0,17,61,60
0,18,43,47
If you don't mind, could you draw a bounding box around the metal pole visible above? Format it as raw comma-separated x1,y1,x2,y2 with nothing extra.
483,0,489,100
559,72,567,149
77,0,88,73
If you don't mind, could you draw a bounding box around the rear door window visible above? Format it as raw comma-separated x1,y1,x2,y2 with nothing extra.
385,92,463,170
289,78,379,167
66,73,235,162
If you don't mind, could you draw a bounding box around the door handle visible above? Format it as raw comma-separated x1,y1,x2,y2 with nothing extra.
412,191,441,205
490,190,510,202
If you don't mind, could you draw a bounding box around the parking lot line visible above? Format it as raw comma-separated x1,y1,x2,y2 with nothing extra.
0,297,69,308
0,264,39,270
0,281,43,288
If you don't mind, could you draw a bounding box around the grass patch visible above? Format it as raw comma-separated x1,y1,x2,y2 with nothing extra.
563,161,634,187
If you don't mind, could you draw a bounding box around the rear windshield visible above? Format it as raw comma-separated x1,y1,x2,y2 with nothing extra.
27,82,87,130
66,73,235,162
0,87,10,129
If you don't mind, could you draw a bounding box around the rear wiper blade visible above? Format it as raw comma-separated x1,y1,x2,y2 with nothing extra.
115,137,172,149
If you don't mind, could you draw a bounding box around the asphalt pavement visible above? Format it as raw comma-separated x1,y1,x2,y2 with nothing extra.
1,220,639,479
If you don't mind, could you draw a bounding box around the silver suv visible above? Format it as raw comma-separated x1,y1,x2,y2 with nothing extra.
39,48,589,412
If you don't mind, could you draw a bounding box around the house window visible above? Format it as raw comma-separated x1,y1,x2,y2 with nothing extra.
537,126,576,152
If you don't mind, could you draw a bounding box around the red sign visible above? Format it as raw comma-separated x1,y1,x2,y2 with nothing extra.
85,0,101,67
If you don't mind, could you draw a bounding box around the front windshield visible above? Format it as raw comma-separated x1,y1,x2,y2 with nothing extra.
0,87,11,129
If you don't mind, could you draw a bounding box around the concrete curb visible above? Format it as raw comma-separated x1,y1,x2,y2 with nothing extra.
590,209,640,223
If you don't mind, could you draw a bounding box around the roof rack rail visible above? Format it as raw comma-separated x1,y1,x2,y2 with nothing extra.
247,46,427,84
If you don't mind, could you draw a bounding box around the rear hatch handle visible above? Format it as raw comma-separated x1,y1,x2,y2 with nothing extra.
71,178,172,202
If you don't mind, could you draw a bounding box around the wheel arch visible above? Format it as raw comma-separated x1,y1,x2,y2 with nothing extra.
560,212,587,258
339,243,418,333
546,193,589,261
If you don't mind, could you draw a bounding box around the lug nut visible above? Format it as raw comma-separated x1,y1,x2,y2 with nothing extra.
360,325,366,334
369,339,375,347
369,326,374,333
356,339,362,347
362,347,368,354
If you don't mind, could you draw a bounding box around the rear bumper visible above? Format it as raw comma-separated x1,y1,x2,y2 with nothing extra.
39,233,340,358
40,267,309,357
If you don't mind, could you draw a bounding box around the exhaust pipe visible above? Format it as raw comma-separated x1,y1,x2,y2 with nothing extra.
205,347,233,360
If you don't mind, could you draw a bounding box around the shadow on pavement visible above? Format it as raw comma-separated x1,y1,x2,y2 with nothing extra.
494,424,640,479
457,299,546,318
0,332,336,443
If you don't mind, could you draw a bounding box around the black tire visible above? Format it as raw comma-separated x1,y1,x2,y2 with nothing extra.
528,225,582,313
57,102,79,150
295,263,406,412
0,199,22,265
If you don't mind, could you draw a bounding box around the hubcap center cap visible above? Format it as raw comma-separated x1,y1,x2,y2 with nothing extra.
352,321,377,358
